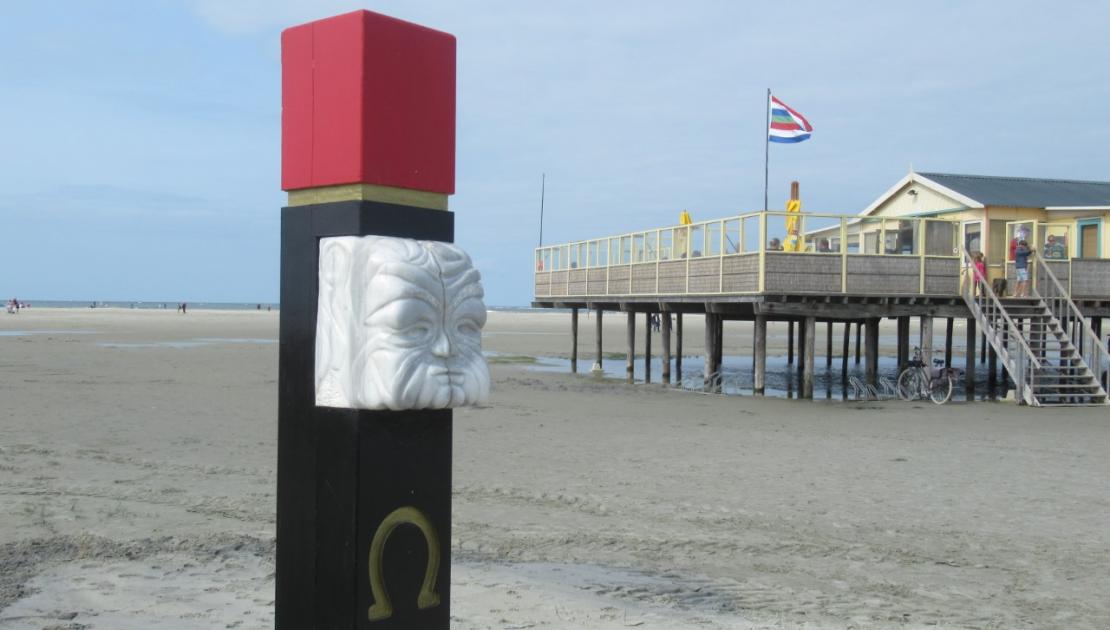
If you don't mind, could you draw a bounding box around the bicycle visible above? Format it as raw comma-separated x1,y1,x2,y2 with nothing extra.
897,346,956,404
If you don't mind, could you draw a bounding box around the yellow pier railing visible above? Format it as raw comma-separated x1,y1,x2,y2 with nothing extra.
534,211,966,299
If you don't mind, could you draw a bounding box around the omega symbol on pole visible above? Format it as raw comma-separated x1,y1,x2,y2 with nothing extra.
366,506,442,622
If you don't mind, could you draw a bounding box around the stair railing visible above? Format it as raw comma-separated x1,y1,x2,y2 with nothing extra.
1033,255,1110,397
961,248,1041,404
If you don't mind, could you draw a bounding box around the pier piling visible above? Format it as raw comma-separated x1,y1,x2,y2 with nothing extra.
661,312,672,384
592,307,603,373
754,315,767,395
626,312,635,384
570,307,578,373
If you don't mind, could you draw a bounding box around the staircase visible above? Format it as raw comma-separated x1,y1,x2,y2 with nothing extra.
961,249,1109,406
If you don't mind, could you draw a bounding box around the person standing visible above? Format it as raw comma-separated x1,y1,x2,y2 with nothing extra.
1014,240,1033,297
972,251,987,296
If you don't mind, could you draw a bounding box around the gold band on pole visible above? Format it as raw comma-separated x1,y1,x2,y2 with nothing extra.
287,183,449,211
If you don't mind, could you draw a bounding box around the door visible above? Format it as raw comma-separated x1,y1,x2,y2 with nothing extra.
1078,220,1100,259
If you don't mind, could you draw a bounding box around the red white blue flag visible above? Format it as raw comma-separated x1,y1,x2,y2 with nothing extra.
768,94,812,143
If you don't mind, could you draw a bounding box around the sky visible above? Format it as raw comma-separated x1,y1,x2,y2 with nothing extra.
2,1,1109,306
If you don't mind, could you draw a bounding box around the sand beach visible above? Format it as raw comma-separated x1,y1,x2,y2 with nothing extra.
1,308,1109,629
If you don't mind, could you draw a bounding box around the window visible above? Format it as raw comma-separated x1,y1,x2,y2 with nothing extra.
925,221,956,256
988,220,1007,265
963,222,982,256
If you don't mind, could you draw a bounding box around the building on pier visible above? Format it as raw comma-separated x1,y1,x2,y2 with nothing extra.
810,171,1110,292
532,174,1110,406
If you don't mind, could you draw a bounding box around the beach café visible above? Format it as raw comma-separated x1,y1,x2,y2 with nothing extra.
532,170,1110,406
808,171,1110,294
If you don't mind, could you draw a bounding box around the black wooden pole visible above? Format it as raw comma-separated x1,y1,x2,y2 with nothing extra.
279,202,455,630
278,13,459,629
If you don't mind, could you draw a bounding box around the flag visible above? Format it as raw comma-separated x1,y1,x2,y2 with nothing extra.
768,95,812,143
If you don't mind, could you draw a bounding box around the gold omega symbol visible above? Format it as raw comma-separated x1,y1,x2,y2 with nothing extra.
367,506,442,622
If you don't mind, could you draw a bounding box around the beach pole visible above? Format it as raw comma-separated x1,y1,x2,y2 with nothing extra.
865,318,879,385
675,313,684,384
981,330,987,364
592,307,604,373
570,307,579,373
661,311,672,384
644,312,652,384
754,315,767,395
944,317,954,368
277,11,457,629
803,315,816,399
626,311,635,384
966,318,977,400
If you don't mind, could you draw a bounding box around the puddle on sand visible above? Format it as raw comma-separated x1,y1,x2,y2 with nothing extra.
0,330,98,337
97,338,277,349
528,353,1010,402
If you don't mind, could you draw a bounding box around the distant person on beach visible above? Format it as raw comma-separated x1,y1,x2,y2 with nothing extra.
1013,240,1032,297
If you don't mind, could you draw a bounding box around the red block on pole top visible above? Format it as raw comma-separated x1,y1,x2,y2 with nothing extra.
281,10,456,195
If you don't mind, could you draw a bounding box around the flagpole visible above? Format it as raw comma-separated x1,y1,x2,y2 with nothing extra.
763,88,770,212
538,172,545,247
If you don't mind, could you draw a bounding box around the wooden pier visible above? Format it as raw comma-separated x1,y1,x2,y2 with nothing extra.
533,211,1110,403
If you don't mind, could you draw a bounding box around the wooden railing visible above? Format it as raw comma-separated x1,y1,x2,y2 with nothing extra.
1035,256,1110,395
961,248,1042,405
534,211,962,299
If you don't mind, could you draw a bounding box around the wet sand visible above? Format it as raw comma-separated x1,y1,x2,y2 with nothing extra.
1,308,1109,628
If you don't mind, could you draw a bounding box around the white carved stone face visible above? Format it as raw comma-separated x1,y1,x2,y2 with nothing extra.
315,236,489,410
